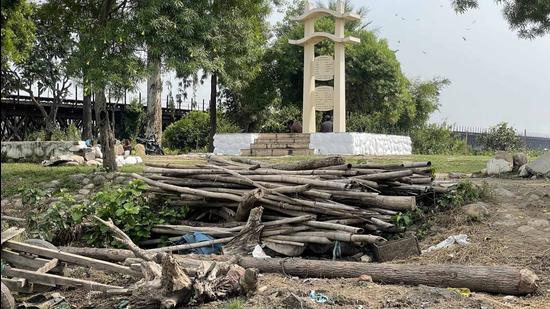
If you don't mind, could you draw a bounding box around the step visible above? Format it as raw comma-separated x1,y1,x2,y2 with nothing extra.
253,138,311,144
257,133,311,139
250,143,311,149
241,148,314,156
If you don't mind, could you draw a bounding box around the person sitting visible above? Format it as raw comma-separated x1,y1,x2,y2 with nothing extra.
320,114,333,132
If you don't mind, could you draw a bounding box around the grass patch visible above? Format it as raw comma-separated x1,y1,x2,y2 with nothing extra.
1,163,145,197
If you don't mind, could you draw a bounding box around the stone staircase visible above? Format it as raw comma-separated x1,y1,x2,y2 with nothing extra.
240,133,314,156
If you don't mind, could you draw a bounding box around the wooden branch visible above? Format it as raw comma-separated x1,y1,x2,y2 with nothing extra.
4,240,139,277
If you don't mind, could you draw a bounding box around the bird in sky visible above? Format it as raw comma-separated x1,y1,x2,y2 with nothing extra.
462,36,467,41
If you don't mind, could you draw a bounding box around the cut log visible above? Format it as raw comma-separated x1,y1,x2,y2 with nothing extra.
59,247,134,262
236,258,539,295
3,266,126,292
3,241,139,277
269,156,345,170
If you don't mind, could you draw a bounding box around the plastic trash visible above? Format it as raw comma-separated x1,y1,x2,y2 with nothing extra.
447,287,471,297
177,232,222,255
309,290,329,304
252,244,271,258
423,234,469,253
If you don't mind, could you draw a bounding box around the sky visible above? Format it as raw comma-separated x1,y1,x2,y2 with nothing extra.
130,0,549,136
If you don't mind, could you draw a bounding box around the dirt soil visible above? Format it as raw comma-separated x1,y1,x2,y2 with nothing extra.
3,178,549,309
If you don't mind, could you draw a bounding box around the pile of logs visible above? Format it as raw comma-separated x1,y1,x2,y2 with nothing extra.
133,156,453,256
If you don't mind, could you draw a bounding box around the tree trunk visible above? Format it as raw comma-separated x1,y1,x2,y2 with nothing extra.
237,257,538,295
82,87,93,140
145,51,163,144
208,72,217,152
95,89,117,171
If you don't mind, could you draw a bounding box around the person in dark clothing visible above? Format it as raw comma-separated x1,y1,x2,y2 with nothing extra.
320,114,333,132
286,119,303,133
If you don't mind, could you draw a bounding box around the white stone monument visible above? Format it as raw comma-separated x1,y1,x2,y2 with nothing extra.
289,0,360,133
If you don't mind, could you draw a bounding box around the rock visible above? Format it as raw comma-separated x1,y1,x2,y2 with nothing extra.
69,141,87,152
1,199,9,208
358,274,373,282
83,183,95,190
114,144,125,156
114,176,128,184
135,144,146,157
462,202,489,220
13,198,23,209
63,161,80,166
493,187,515,198
360,255,373,263
105,173,115,180
92,174,107,185
92,146,103,159
448,172,471,179
486,158,513,175
43,180,61,189
96,158,103,163
43,154,75,166
78,189,91,195
512,153,528,170
503,295,518,303
518,164,530,177
69,174,86,183
116,156,125,167
84,151,96,161
81,177,91,185
86,160,101,166
70,155,85,165
526,151,550,177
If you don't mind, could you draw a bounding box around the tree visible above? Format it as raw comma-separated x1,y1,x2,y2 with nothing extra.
6,2,74,140
1,0,35,67
64,0,146,171
478,122,523,151
196,0,272,152
135,0,212,145
452,0,550,38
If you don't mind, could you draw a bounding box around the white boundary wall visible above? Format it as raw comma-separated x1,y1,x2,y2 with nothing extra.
214,133,259,155
310,133,411,155
213,133,411,156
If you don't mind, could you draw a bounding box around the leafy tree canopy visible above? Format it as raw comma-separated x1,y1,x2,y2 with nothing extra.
1,0,35,66
452,0,550,38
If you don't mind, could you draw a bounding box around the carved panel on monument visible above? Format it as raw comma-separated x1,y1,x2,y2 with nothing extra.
313,55,334,81
313,86,334,111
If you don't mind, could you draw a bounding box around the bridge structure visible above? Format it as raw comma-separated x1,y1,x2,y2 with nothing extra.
1,94,204,141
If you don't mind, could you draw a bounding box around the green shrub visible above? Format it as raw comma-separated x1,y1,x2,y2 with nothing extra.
410,123,467,154
27,123,81,141
260,105,301,133
478,122,523,151
28,180,188,246
163,111,240,152
163,111,210,152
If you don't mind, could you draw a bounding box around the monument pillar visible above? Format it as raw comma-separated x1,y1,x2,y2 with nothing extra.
333,1,346,132
302,3,316,133
289,0,359,133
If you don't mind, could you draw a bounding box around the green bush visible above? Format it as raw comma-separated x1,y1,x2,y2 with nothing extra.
478,122,523,151
163,111,210,152
259,105,301,133
410,123,467,154
27,123,81,141
28,180,188,246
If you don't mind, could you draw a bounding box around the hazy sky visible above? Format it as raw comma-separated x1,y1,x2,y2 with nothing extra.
135,0,549,136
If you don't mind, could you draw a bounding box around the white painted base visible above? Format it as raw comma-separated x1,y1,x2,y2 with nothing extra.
310,133,411,155
213,132,412,156
214,133,259,155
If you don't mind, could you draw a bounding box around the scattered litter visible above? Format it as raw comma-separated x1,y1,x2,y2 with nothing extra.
447,287,471,297
16,292,69,309
252,245,271,258
177,232,222,254
423,234,470,253
309,290,329,303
